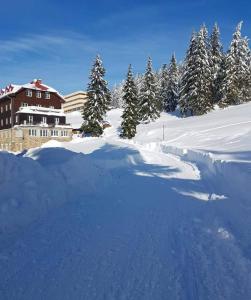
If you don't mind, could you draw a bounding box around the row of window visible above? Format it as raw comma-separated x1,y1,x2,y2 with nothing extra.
29,129,68,137
26,90,50,99
21,103,54,109
0,116,61,127
0,117,12,127
25,116,60,125
0,103,11,113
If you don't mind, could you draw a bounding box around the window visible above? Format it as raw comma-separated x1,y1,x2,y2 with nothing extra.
21,102,28,107
40,129,48,137
36,91,41,98
9,117,11,125
26,89,32,97
37,104,42,107
1,119,3,126
45,92,50,99
28,115,33,124
55,117,59,125
49,106,54,109
51,130,58,137
15,115,19,123
41,116,47,124
5,104,8,111
61,130,68,137
6,118,8,125
29,129,37,136
0,107,3,113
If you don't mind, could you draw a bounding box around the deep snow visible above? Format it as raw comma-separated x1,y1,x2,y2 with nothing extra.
0,103,251,299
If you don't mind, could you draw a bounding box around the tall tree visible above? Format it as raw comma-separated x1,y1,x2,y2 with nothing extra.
165,54,179,112
180,27,213,116
120,65,139,139
82,55,111,136
210,23,224,103
219,22,251,107
139,57,160,122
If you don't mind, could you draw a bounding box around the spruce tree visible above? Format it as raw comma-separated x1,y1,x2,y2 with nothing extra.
219,22,250,107
179,32,197,117
210,23,224,103
139,57,160,122
165,54,179,112
158,64,169,112
82,55,111,136
120,65,139,139
180,26,213,116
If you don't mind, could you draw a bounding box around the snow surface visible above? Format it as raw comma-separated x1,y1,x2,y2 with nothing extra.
0,103,251,299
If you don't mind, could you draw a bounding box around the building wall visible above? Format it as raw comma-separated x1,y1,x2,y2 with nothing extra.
13,89,64,111
0,98,12,130
17,113,66,126
0,126,72,152
0,89,65,130
63,91,88,113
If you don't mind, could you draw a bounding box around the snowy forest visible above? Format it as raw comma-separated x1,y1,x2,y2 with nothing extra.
82,22,251,138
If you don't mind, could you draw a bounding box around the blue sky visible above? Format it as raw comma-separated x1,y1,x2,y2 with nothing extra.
0,0,250,94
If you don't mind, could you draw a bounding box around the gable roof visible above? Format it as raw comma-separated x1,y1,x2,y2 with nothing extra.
0,79,64,100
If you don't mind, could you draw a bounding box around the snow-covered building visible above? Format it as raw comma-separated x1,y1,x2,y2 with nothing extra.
0,79,72,151
63,91,88,113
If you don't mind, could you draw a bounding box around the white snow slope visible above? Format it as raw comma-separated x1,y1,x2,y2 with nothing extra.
0,103,251,300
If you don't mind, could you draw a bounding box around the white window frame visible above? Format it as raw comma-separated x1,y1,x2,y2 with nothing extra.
45,92,50,99
26,89,32,97
55,117,60,125
28,115,33,124
40,129,48,137
51,130,58,137
36,91,42,98
29,129,37,136
41,116,47,124
22,102,28,107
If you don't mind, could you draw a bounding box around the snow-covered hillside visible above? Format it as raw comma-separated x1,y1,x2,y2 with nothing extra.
0,103,251,299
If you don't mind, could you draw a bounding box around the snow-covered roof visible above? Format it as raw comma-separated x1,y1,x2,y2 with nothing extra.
17,106,65,117
0,79,64,100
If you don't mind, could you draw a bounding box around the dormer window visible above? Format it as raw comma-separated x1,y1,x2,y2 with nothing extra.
45,92,50,99
36,91,41,98
26,89,32,97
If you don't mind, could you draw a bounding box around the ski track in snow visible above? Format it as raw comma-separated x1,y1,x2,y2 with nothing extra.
0,103,251,299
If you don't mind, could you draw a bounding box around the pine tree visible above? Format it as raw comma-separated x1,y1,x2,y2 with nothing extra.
139,57,160,122
210,23,224,103
158,64,169,112
180,26,213,116
82,55,111,136
111,82,125,108
179,32,197,116
165,54,179,112
219,22,251,107
120,65,139,139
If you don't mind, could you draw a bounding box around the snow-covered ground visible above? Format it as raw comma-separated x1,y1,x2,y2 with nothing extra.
0,103,251,299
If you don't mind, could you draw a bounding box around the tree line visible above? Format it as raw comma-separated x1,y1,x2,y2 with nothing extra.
82,22,251,138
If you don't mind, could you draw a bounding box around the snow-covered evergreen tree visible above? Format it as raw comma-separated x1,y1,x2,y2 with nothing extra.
180,26,213,116
82,55,111,136
210,23,224,103
158,64,169,112
120,65,139,139
139,57,160,122
111,82,125,108
219,22,251,107
165,54,179,112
